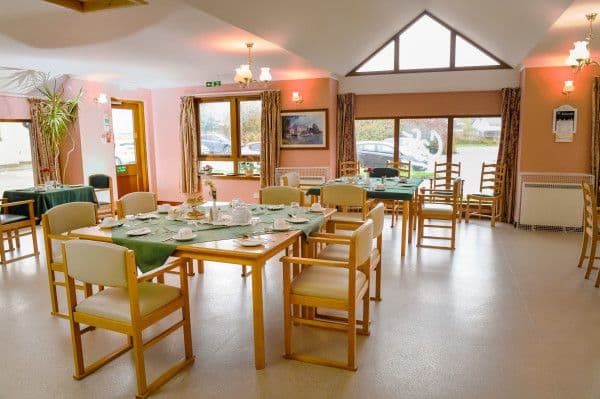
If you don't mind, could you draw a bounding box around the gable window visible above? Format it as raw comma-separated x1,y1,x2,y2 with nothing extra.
348,11,509,76
196,96,261,175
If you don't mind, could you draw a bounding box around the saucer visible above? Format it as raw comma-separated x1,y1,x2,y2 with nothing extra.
99,221,124,229
126,227,152,236
173,234,196,241
235,237,263,247
286,217,309,224
267,205,285,210
273,224,290,231
136,213,158,220
310,207,324,213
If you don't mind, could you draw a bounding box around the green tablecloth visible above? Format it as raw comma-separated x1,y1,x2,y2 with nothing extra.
3,186,98,220
306,177,423,201
111,206,324,273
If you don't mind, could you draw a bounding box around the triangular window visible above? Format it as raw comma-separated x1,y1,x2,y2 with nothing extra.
348,11,509,76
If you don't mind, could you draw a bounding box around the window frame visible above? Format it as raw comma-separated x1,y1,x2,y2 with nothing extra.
195,95,261,176
347,11,511,76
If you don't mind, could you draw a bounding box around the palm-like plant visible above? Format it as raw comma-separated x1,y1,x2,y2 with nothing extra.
38,83,82,183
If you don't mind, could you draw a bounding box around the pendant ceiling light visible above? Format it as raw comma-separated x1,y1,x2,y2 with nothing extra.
234,42,272,88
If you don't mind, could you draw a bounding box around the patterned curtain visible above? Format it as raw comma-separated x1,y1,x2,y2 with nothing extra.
592,77,600,195
260,90,281,188
28,98,60,184
496,87,521,224
336,93,356,177
179,96,199,194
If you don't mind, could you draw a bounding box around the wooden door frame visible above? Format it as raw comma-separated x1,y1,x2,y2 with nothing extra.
111,98,149,192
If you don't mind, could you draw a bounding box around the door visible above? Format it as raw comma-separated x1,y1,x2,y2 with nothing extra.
112,100,149,197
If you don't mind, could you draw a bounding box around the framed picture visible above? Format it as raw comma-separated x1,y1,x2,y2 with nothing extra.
280,109,328,149
552,104,577,135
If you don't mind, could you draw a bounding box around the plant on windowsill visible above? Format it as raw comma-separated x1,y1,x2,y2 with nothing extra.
240,161,255,177
38,83,82,184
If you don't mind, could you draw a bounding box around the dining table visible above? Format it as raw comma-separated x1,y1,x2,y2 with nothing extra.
305,177,423,256
3,185,98,221
69,204,336,370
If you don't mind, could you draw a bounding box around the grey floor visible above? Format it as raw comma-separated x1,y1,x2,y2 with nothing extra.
1,219,600,398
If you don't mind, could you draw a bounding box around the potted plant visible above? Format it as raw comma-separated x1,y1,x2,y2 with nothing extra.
38,83,82,183
240,162,254,177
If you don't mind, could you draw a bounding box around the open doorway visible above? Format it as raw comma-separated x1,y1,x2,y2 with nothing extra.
0,120,33,195
111,99,149,197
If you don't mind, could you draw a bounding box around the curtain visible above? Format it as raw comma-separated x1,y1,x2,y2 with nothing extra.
260,90,281,187
592,77,600,195
336,93,356,177
179,96,199,194
28,98,60,184
496,87,521,224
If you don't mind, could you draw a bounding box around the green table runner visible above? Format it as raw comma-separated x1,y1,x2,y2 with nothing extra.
3,186,98,220
111,206,325,273
306,177,423,201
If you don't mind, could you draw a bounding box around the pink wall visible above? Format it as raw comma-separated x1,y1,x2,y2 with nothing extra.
0,95,29,120
150,78,338,202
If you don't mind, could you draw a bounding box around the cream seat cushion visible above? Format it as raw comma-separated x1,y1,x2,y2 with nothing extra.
291,266,367,301
330,212,364,223
318,243,379,269
422,203,453,215
76,282,181,323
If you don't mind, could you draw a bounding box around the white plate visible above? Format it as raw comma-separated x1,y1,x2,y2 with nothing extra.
273,225,290,232
99,221,124,229
173,234,197,241
235,238,263,247
286,217,309,224
126,227,152,236
267,205,285,210
374,187,386,191
136,213,158,220
310,208,324,213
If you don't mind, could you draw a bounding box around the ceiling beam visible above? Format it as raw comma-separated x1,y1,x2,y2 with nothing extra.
43,0,148,13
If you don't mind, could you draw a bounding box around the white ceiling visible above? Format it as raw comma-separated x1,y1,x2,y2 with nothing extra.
0,0,594,92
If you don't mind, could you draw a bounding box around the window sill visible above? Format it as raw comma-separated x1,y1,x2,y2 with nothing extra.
200,173,260,181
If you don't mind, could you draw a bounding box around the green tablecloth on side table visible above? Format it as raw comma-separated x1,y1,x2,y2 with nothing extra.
111,206,325,272
306,177,423,201
3,186,98,220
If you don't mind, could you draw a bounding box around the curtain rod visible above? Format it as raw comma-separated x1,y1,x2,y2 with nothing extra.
189,90,264,97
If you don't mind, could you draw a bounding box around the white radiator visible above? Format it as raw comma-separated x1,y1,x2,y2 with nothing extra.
518,182,583,228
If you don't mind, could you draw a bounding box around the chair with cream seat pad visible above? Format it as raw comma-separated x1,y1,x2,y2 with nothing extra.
260,186,304,206
117,191,157,218
281,219,373,371
41,202,98,318
62,239,194,399
417,178,463,250
321,184,373,231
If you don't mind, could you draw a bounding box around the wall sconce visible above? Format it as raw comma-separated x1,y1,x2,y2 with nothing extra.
562,80,574,96
95,93,108,104
291,91,303,104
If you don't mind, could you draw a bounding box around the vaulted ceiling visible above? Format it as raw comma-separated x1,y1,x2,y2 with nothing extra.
0,0,596,93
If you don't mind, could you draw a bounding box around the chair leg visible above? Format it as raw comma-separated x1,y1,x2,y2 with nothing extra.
585,239,598,279
241,265,251,277
196,260,204,274
450,219,457,250
347,306,357,371
362,290,370,335
47,268,60,315
69,319,86,379
417,212,424,247
14,229,21,248
131,331,148,398
0,230,6,266
490,201,497,227
578,233,589,268
31,222,39,255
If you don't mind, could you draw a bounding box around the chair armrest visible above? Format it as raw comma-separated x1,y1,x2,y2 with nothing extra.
0,198,6,204
307,236,351,245
365,198,376,208
280,256,349,268
0,199,34,208
310,232,353,239
137,258,186,283
52,234,78,242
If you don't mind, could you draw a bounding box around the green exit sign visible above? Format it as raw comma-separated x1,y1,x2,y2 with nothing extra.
116,165,127,174
206,80,222,88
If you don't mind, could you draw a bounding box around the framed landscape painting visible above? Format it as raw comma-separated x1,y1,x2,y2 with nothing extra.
280,109,328,149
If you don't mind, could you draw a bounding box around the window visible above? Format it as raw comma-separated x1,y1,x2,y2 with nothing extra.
197,96,261,175
355,116,501,194
0,121,33,195
348,11,508,76
112,108,137,165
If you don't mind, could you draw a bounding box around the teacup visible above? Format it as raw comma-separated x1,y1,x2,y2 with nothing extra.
101,216,115,226
158,204,171,213
176,227,193,239
311,202,323,212
274,218,289,230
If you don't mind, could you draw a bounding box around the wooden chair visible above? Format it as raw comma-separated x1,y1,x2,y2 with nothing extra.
339,160,361,177
0,199,39,266
577,182,600,286
430,161,461,192
314,203,385,301
41,202,98,318
62,240,194,398
260,186,304,206
281,219,373,370
321,184,373,229
89,174,115,218
385,160,411,178
417,178,463,250
280,172,300,188
117,192,157,218
465,163,506,227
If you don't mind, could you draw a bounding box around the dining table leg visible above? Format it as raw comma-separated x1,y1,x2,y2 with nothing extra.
401,200,409,256
250,261,266,370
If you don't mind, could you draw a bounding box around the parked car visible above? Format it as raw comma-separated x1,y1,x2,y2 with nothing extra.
241,141,261,155
357,141,427,170
202,133,231,154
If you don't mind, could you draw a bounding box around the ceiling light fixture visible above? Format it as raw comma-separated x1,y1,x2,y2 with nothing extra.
234,42,271,88
566,13,599,71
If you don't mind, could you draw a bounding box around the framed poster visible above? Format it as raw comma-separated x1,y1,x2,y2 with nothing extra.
553,104,577,135
280,109,328,149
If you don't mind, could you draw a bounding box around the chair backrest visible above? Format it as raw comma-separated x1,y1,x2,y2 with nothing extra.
385,160,411,178
44,202,97,235
88,174,111,190
369,167,399,178
582,182,596,234
117,192,157,217
321,184,366,209
281,172,300,188
432,161,461,190
349,219,373,268
260,186,304,206
339,160,360,177
367,203,385,239
479,163,506,195
63,240,130,288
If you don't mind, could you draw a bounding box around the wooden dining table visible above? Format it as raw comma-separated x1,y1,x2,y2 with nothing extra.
69,207,336,370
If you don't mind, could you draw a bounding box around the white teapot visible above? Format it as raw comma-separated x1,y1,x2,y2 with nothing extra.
231,205,252,225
